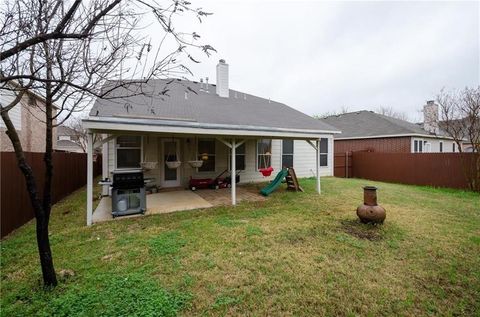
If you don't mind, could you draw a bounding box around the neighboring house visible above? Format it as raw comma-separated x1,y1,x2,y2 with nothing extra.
55,125,84,153
83,59,340,224
321,101,457,154
0,86,57,152
438,118,478,153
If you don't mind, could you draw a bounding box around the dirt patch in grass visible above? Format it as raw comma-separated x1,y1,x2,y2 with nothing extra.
340,219,384,241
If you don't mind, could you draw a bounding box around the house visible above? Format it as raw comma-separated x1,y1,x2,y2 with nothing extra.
321,101,457,154
0,87,57,152
82,59,340,225
55,125,84,153
438,118,477,153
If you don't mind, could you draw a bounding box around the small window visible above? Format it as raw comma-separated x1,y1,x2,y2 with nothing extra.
282,140,294,168
198,139,215,172
257,139,272,169
320,138,328,167
413,139,423,153
452,143,456,152
116,136,142,168
228,143,246,170
439,141,443,153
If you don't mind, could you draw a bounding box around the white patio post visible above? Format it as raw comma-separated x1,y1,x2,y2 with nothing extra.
316,138,321,194
87,132,94,226
231,138,236,206
101,135,109,196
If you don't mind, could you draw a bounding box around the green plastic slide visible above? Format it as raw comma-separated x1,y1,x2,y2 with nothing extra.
260,168,288,196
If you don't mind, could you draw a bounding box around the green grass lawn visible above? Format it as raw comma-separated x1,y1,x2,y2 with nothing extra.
1,177,479,316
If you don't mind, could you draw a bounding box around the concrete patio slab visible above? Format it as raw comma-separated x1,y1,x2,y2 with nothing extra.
195,187,266,206
93,190,213,223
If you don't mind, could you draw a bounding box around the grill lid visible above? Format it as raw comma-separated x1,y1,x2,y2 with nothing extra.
112,169,144,189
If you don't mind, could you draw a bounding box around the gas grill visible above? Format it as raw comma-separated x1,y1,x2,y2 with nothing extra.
111,169,146,217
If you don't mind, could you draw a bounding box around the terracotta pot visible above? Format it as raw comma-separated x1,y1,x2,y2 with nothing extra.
356,186,386,224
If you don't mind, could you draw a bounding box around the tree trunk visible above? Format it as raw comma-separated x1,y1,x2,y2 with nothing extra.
1,109,57,287
36,211,57,287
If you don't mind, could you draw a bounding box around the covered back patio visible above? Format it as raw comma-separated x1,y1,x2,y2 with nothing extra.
84,116,329,226
92,186,265,223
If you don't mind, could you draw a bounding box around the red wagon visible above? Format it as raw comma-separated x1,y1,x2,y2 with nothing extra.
189,169,240,191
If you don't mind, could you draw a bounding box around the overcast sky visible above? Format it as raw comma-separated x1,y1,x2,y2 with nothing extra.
144,0,479,121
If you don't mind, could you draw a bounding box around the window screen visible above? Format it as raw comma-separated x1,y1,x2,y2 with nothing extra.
116,136,141,168
320,138,328,167
198,139,215,172
282,140,294,168
257,139,272,169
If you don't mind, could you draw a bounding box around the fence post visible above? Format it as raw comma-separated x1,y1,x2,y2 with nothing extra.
345,152,348,178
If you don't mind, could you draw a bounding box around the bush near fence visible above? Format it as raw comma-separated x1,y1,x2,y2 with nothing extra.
334,151,478,191
1,152,102,238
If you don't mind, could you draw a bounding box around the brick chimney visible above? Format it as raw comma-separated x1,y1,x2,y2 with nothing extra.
423,100,439,134
216,59,229,98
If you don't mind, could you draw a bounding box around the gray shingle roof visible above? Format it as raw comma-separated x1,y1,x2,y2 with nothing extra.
89,79,338,133
321,110,449,139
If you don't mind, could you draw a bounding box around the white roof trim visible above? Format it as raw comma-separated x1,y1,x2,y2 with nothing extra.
335,133,455,140
83,116,339,139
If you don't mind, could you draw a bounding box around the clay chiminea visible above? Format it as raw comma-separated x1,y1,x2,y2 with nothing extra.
356,186,386,224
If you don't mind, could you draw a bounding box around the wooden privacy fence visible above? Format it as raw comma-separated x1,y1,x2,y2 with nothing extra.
337,152,477,190
1,152,102,238
334,152,353,178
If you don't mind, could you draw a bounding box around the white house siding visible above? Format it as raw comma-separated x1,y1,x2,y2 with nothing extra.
0,90,22,130
106,135,334,190
410,137,456,153
291,138,334,178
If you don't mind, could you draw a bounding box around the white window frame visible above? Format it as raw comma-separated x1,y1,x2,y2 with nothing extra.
439,141,443,153
197,138,216,172
452,143,456,152
413,138,424,153
256,139,272,170
228,142,246,171
281,139,294,168
115,135,143,170
319,138,328,167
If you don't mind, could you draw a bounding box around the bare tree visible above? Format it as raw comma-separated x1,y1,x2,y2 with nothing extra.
375,106,410,121
65,115,102,153
436,87,480,191
0,0,214,287
314,105,350,119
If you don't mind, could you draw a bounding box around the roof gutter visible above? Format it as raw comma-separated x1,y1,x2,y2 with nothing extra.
82,116,341,138
335,133,456,140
